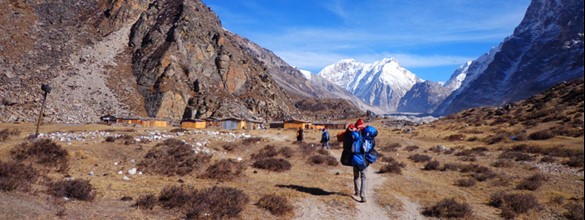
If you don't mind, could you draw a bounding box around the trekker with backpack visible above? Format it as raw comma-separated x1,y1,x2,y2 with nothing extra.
296,128,304,142
321,128,330,149
339,120,379,203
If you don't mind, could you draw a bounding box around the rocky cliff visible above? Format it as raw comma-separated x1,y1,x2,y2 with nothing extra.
0,0,297,123
433,0,584,116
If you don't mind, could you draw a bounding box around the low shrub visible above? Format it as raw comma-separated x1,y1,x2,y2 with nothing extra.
491,159,515,168
222,143,237,152
455,178,476,187
256,194,293,216
563,156,584,168
0,161,38,191
308,155,338,166
528,130,554,140
279,147,294,158
379,161,405,174
423,160,440,170
186,186,249,219
516,174,548,191
200,159,247,180
483,134,508,145
11,139,68,172
498,151,534,162
445,134,466,141
251,145,279,160
489,192,539,219
133,194,157,210
408,154,431,163
242,137,263,146
158,185,197,210
253,158,292,172
422,198,473,218
379,143,402,152
49,179,95,201
539,156,557,163
170,128,188,133
138,138,212,176
404,145,419,152
564,202,584,220
0,128,21,141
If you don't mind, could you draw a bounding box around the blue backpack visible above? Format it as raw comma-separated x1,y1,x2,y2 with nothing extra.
351,126,379,170
322,131,330,142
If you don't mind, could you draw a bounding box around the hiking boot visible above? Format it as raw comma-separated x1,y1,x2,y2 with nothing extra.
361,196,366,203
354,192,359,196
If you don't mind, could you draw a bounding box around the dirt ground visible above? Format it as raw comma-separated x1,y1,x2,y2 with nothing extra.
0,119,583,219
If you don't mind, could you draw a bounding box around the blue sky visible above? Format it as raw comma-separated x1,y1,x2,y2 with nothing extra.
201,0,530,82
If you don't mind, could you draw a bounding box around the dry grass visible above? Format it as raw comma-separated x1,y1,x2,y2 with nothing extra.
185,186,249,219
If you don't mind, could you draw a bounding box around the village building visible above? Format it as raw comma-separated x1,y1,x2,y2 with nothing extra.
180,119,207,129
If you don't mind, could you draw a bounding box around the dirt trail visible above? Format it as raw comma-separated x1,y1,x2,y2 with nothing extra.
292,150,424,220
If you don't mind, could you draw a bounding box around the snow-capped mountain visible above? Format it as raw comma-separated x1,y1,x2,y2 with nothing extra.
319,58,423,112
434,0,584,116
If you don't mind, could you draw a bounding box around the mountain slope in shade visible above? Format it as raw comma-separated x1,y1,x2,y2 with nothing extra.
397,81,451,114
319,58,422,112
434,0,584,116
229,33,381,117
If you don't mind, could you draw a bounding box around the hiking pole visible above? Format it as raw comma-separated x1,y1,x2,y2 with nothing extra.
34,84,51,138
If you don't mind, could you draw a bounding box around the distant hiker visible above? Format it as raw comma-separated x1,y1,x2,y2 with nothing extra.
320,128,330,149
296,128,304,142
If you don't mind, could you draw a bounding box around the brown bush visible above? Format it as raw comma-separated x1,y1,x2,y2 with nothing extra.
489,192,539,219
563,156,584,168
256,194,293,216
297,142,317,156
316,148,329,155
279,147,294,158
423,160,440,170
564,202,584,220
308,155,338,166
200,159,247,181
49,179,95,201
0,161,38,191
158,185,197,210
516,174,548,191
528,130,554,140
408,154,431,163
422,198,473,218
379,143,402,152
455,178,476,187
0,128,21,141
379,161,405,175
445,134,466,141
170,128,188,133
185,186,249,219
253,158,292,172
498,151,534,162
242,137,263,146
404,145,419,152
138,138,212,176
539,156,558,163
251,145,279,160
483,134,508,145
222,143,237,152
491,159,515,168
115,134,136,145
11,139,68,172
133,194,157,210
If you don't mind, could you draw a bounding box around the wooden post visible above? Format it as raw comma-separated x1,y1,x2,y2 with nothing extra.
34,84,51,138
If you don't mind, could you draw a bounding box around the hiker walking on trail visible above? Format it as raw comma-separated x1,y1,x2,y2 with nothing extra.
320,128,330,149
296,128,304,142
339,119,379,203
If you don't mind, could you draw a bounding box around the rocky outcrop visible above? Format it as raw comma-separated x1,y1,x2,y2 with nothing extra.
433,0,584,116
397,81,451,114
0,0,297,123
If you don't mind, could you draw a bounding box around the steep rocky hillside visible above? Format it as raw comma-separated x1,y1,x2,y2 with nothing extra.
432,78,584,139
434,0,584,116
228,33,371,118
0,0,297,123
